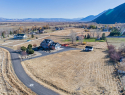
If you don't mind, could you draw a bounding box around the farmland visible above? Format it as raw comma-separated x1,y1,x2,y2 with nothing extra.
22,48,119,95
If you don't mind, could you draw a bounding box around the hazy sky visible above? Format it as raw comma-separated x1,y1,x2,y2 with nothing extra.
0,0,125,19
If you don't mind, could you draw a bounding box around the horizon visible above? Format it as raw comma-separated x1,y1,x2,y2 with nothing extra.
0,0,125,19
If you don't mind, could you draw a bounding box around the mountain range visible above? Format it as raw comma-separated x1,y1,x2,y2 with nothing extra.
93,3,125,24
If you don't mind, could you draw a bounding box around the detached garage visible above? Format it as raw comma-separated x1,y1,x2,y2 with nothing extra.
85,46,93,51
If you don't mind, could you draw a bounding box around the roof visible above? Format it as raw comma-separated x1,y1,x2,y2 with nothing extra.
41,39,54,44
44,39,53,42
50,42,60,46
17,34,25,36
85,46,93,49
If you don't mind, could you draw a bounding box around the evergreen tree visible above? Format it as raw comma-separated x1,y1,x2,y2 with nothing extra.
87,34,90,39
10,31,13,35
31,34,34,38
102,33,106,40
2,32,5,38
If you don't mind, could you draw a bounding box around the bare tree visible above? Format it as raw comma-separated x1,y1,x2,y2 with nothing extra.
70,30,77,44
79,36,84,44
96,29,101,39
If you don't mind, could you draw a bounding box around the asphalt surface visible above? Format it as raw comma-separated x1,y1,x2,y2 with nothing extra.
0,46,59,95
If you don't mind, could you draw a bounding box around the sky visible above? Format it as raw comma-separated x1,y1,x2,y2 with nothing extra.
0,0,125,19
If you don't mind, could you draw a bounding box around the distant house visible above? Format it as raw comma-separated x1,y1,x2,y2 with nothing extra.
40,39,61,50
39,30,44,34
103,29,109,32
30,31,36,35
85,46,93,51
55,27,64,30
14,34,27,39
76,35,84,40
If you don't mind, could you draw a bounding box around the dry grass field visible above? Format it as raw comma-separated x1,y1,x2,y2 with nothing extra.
46,28,110,37
22,48,119,95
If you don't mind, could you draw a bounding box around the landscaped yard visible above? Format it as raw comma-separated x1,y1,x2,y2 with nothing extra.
22,49,119,95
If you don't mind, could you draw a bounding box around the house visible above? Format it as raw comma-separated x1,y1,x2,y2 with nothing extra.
103,29,109,32
76,35,84,40
30,31,36,35
40,39,61,50
39,30,44,34
50,42,61,50
14,34,27,39
85,46,93,51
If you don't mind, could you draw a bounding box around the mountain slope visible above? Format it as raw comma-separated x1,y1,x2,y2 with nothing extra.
93,3,125,24
80,10,107,22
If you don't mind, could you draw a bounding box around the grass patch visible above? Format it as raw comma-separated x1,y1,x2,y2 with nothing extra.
107,38,125,42
63,38,105,42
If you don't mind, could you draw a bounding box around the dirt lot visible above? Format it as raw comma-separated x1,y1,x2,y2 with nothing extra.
22,48,119,95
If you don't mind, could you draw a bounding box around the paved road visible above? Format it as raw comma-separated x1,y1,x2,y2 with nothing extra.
0,46,59,95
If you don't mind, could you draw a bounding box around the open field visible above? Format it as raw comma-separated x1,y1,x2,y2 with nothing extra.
107,38,125,49
22,48,119,95
46,28,110,36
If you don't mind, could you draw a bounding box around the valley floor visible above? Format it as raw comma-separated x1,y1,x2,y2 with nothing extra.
22,49,119,95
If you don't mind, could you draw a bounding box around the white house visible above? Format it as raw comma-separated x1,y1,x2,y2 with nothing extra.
14,34,27,39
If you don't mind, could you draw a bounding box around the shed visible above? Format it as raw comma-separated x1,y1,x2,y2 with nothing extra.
85,46,93,51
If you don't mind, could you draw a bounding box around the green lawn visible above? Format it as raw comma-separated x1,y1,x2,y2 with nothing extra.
107,38,125,42
63,38,105,42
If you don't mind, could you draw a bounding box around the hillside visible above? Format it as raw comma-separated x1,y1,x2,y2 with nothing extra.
81,10,107,22
93,3,125,24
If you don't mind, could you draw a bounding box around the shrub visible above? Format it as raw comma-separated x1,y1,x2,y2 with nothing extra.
110,51,121,62
85,29,89,32
83,42,86,45
27,49,34,54
21,46,26,51
108,49,116,56
88,25,97,29
108,45,115,50
28,44,32,48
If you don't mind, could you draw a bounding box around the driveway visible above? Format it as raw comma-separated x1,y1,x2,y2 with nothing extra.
22,46,80,61
0,46,59,95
